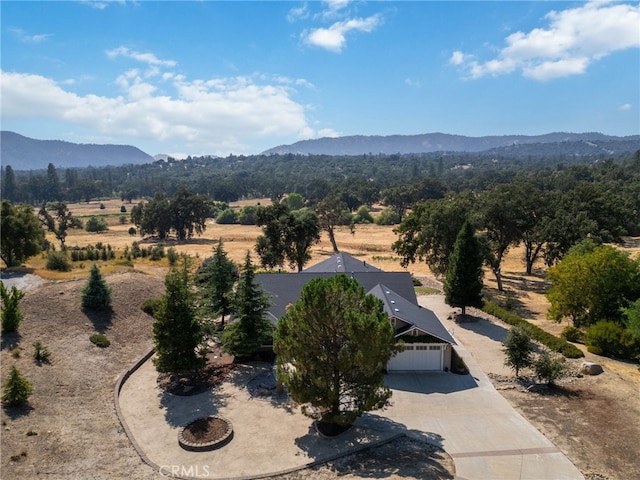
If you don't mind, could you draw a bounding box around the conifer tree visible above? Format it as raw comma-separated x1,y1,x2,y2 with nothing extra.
2,366,33,407
153,268,204,374
197,239,237,327
444,220,484,315
1,283,26,332
81,264,112,310
221,252,272,358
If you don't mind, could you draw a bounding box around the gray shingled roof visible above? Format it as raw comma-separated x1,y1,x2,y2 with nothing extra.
255,271,416,322
303,252,383,273
368,284,456,345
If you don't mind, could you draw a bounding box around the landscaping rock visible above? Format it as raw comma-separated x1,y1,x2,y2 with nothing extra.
580,362,604,375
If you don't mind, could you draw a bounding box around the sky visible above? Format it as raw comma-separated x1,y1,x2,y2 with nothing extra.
1,0,639,158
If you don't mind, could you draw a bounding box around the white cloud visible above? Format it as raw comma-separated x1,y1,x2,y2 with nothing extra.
304,14,382,52
9,27,51,44
619,103,632,111
0,69,316,155
451,1,640,81
317,128,340,138
321,0,350,20
106,46,177,67
404,78,421,88
287,3,309,22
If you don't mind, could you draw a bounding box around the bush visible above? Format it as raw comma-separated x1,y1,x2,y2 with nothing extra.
503,325,534,377
238,205,258,225
374,207,400,226
167,247,179,266
2,366,33,407
585,321,640,359
1,283,25,333
483,299,584,358
534,351,568,386
120,205,127,213
85,216,108,232
353,206,374,224
141,297,162,316
119,215,128,224
46,251,72,272
216,209,238,224
561,326,584,344
89,333,110,348
33,341,51,363
128,227,137,236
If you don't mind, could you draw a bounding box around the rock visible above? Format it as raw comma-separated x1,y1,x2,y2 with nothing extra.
580,362,603,375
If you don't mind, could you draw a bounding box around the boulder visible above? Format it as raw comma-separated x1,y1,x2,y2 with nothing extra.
580,362,604,375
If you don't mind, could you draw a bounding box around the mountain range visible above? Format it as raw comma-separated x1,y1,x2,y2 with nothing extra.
1,131,639,170
261,132,640,156
0,131,153,170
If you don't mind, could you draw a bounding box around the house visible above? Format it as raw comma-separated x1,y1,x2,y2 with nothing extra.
255,253,456,372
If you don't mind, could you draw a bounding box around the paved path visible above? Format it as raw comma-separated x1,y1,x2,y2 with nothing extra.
117,295,584,480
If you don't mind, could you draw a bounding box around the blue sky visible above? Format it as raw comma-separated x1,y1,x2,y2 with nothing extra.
1,1,639,157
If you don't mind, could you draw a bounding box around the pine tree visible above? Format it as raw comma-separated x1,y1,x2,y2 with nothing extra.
221,252,272,358
444,220,484,315
197,239,237,327
81,264,112,310
2,366,33,407
153,268,204,374
1,283,26,332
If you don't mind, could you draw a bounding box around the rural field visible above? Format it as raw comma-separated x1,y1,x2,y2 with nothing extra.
1,198,639,480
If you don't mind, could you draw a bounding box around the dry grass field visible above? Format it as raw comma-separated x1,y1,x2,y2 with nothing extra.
2,198,640,479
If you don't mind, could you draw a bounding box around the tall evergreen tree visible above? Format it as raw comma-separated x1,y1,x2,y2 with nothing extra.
197,239,238,327
2,165,17,202
444,220,484,315
1,283,26,333
221,252,272,358
82,264,112,310
153,268,204,374
2,366,33,407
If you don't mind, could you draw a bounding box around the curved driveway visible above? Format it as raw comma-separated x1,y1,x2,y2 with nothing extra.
117,296,583,480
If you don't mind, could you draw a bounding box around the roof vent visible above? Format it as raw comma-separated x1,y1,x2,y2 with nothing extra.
394,308,399,312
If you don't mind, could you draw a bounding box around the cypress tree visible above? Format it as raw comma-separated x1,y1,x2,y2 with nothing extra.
153,268,204,374
444,220,484,315
82,264,112,310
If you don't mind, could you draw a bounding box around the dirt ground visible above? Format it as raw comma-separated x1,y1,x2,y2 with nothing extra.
1,198,639,479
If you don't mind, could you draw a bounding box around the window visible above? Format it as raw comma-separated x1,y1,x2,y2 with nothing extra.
429,345,441,351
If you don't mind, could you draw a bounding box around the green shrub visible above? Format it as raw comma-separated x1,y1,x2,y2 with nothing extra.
586,321,640,359
141,297,162,316
85,216,108,232
167,247,179,266
89,333,110,348
353,206,374,224
46,251,72,272
374,207,400,226
483,299,584,358
534,351,568,386
128,227,137,236
2,366,33,407
561,326,584,344
120,205,127,213
33,341,51,363
216,209,238,224
119,215,128,224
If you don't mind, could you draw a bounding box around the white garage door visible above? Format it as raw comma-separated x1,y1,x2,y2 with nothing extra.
387,344,442,371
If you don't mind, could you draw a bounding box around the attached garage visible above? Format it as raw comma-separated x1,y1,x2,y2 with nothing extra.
387,343,447,372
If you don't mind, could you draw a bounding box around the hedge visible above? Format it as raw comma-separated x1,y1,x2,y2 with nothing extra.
482,299,584,359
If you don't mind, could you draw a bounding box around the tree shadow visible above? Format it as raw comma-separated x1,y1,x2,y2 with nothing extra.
246,367,297,414
384,371,478,394
2,403,34,420
294,416,453,479
452,313,510,344
158,383,232,428
1,331,22,351
82,307,114,334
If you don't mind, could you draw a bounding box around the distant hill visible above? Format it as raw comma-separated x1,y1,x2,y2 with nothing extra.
0,131,154,170
261,132,640,156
